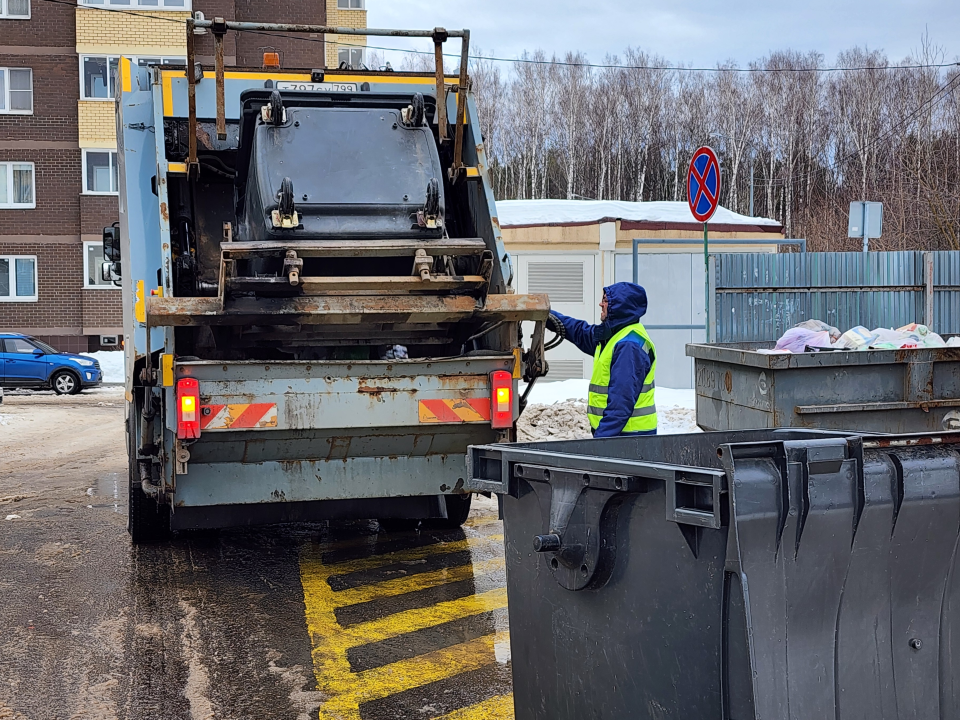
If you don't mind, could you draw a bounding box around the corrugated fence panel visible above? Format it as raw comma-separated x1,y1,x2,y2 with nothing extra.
714,251,954,343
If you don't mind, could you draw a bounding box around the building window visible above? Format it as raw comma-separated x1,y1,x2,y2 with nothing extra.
0,0,31,18
83,150,119,194
0,162,35,208
81,56,118,100
81,56,185,99
79,0,189,9
84,241,116,289
338,48,365,68
136,57,186,68
0,256,38,302
337,0,363,7
0,68,33,114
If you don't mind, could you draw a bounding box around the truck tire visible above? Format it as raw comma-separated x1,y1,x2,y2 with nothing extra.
51,370,81,395
428,494,472,529
127,458,170,544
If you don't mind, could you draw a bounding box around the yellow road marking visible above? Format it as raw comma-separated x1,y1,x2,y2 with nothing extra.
300,535,510,720
317,632,510,719
336,587,507,647
435,693,515,720
304,534,503,577
330,556,505,608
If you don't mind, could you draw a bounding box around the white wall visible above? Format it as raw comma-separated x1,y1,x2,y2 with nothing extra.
513,251,600,382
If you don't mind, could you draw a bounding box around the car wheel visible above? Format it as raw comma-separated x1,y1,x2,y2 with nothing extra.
52,370,80,395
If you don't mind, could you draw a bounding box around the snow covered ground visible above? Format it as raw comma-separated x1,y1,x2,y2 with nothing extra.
81,351,125,383
518,378,700,440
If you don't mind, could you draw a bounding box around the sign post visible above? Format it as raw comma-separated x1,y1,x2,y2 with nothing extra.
687,146,721,342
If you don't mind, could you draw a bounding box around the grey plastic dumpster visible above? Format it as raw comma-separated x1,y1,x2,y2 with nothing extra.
467,429,960,720
686,341,960,433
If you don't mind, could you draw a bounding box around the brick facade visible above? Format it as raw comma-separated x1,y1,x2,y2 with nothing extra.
1,0,361,346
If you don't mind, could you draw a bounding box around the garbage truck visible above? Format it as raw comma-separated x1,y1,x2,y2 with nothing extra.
105,19,549,542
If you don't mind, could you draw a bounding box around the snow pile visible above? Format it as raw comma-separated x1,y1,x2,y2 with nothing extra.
0,415,8,426
81,351,125,383
497,199,780,228
517,381,700,441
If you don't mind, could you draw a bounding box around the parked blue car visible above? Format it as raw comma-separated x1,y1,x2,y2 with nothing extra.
0,333,103,395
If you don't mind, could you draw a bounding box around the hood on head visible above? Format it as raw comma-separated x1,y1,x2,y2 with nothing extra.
603,282,648,329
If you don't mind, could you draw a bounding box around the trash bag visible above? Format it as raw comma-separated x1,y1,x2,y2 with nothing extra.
838,326,879,350
775,328,834,353
381,345,408,360
794,319,842,342
947,337,960,347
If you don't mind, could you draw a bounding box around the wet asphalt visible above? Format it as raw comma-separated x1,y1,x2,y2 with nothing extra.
0,390,512,720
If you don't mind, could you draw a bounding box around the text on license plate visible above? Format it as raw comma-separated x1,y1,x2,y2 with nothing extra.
276,82,358,92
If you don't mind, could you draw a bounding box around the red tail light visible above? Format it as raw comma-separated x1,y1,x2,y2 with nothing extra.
176,378,200,440
490,370,513,429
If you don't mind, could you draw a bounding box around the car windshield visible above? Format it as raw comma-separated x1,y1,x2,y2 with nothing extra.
29,339,60,355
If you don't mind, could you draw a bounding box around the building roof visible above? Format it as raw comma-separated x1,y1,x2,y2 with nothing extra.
496,199,783,233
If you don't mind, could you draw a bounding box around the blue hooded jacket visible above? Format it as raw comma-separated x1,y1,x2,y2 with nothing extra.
551,282,655,438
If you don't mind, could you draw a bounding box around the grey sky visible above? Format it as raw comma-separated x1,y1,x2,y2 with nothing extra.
365,1,959,70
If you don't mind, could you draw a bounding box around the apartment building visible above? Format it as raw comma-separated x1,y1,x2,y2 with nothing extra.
0,0,367,353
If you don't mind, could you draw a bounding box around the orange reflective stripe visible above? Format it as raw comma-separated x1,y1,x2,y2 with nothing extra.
418,399,491,423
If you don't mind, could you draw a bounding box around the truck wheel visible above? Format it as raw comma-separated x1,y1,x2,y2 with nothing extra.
52,370,80,395
378,518,421,533
128,463,170,544
429,494,473,529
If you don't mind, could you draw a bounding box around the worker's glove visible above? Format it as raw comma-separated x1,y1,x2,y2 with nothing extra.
546,313,564,335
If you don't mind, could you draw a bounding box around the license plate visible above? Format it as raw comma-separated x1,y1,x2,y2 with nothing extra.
276,81,358,92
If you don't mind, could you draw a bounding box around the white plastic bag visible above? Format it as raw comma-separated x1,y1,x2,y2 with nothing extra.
838,326,879,350
946,337,960,347
794,319,842,342
774,328,834,353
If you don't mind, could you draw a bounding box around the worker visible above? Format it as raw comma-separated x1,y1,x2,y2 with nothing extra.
548,282,657,437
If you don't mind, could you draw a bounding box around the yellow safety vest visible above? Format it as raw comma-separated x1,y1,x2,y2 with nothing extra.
587,322,657,434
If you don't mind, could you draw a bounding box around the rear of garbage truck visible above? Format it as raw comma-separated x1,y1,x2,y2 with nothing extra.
106,21,549,542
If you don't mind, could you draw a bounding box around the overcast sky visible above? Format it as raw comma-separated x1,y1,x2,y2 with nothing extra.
365,1,960,70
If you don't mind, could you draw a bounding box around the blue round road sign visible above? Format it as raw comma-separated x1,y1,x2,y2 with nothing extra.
687,146,721,223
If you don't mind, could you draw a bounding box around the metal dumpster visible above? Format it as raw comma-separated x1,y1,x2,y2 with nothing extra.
687,341,960,433
467,429,960,720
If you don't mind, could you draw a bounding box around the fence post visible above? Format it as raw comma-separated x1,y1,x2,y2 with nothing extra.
924,252,934,328
708,254,717,342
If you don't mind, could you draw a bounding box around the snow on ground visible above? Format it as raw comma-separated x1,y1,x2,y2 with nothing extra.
518,379,700,441
81,351,124,383
497,199,780,228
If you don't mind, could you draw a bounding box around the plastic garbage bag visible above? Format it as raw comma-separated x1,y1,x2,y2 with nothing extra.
838,326,880,349
869,328,920,348
794,319,842,342
775,328,834,353
897,323,930,336
921,331,947,347
947,337,960,347
381,345,408,360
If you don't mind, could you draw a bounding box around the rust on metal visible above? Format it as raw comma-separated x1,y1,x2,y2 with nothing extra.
862,433,960,449
186,17,198,172
213,17,227,141
452,29,470,177
160,202,169,223
147,293,548,326
433,29,448,142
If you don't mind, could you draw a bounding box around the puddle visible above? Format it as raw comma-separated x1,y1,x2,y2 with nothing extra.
88,472,124,514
